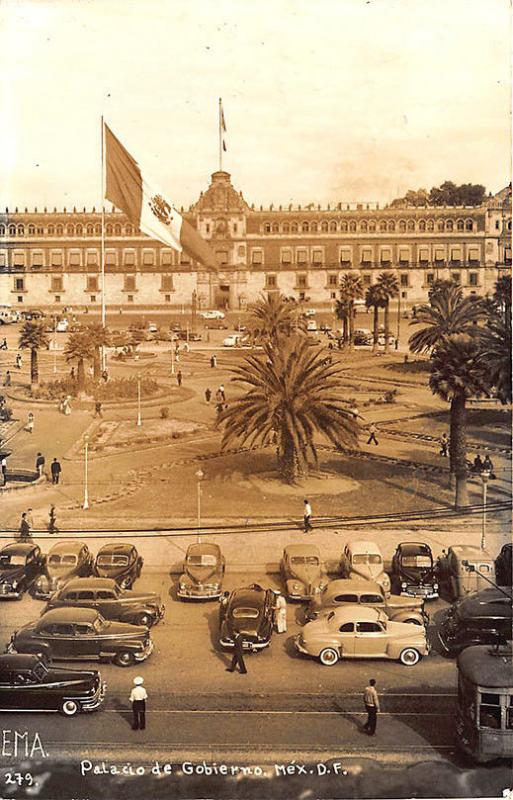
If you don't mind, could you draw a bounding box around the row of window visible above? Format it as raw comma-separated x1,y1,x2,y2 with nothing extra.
0,223,134,237
262,271,480,291
12,274,175,293
261,218,476,234
0,249,188,268
250,245,481,266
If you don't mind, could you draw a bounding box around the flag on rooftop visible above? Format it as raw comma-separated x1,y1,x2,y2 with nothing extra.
104,123,216,269
219,98,227,154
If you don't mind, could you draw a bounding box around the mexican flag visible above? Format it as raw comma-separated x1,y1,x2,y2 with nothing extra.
104,123,215,269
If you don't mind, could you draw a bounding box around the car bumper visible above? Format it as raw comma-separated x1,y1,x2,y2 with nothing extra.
220,638,270,652
81,681,107,711
177,586,222,599
400,586,439,600
134,640,154,662
294,635,310,655
0,585,22,599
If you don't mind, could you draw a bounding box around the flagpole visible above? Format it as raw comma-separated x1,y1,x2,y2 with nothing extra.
218,97,222,172
100,116,106,333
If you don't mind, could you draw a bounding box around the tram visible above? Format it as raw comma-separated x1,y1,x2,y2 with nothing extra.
456,644,513,762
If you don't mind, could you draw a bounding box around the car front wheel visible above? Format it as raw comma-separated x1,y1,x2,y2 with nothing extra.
60,699,80,716
319,647,339,666
114,651,135,667
399,647,421,666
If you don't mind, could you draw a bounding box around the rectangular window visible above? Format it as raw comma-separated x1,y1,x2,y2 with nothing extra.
68,251,81,266
297,250,307,264
312,249,323,264
251,250,263,265
90,295,96,303
451,272,461,285
0,253,6,267
161,251,173,266
86,251,98,265
361,248,372,266
54,295,61,303
340,248,352,265
380,249,391,264
51,276,63,292
363,273,371,285
161,275,173,292
32,251,44,267
330,291,336,300
13,253,25,267
86,276,98,292
51,251,63,266
296,274,307,288
216,251,228,266
265,274,277,289
400,274,409,287
426,272,435,285
468,248,480,265
17,295,23,303
418,249,429,264
180,252,191,265
105,251,116,266
164,294,171,302
468,272,478,287
281,249,292,264
124,275,136,291
127,294,134,302
124,251,136,266
434,248,445,263
142,250,155,266
328,274,338,287
14,277,24,291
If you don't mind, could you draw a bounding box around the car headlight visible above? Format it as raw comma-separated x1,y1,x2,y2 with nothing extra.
401,581,407,589
11,580,18,589
292,583,301,591
179,583,187,591
36,576,49,588
433,582,439,590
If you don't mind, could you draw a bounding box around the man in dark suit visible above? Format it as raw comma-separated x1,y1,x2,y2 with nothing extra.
226,632,247,674
51,458,61,485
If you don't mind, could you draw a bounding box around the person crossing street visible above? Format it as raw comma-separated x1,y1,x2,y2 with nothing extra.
363,678,380,736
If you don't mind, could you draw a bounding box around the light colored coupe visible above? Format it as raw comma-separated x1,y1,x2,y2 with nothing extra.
295,606,429,666
339,540,391,596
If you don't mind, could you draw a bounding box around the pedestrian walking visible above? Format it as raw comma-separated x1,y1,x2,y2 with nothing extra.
25,412,34,433
93,400,103,418
15,354,22,370
35,452,45,477
226,632,247,674
51,458,62,485
483,455,495,478
366,423,379,446
363,678,380,736
26,508,35,529
205,388,212,403
210,355,217,368
48,504,58,534
303,499,313,532
1,456,7,486
439,433,449,458
274,592,287,633
176,369,183,387
19,512,31,542
472,454,483,473
101,369,109,383
63,396,72,415
219,384,226,402
4,370,11,387
0,338,7,350
215,401,224,416
130,676,148,730
70,367,75,380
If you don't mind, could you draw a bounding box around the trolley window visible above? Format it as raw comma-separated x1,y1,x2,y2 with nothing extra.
479,691,501,729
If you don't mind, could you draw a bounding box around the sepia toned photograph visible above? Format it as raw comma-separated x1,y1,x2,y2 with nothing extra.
0,1,511,798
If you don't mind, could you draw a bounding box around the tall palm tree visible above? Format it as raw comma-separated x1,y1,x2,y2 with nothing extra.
478,312,512,404
334,297,349,346
85,323,110,380
429,334,488,508
365,284,386,352
337,274,363,350
64,331,94,390
219,335,359,483
493,275,512,326
18,321,49,386
409,284,485,354
248,292,306,344
374,272,399,353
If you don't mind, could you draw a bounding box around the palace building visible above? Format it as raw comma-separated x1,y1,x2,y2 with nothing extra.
0,172,511,312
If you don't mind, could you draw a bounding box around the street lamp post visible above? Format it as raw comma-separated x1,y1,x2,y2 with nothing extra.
136,373,142,428
480,468,490,550
195,468,204,543
395,291,401,350
53,318,57,374
83,434,89,510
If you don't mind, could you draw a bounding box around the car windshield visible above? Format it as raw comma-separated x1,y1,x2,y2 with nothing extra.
232,607,259,619
402,555,432,568
290,556,319,566
352,554,381,565
187,554,217,567
32,663,47,681
97,554,129,566
93,616,108,632
0,554,26,567
48,554,77,566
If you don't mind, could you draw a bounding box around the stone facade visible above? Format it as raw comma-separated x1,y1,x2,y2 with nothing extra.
0,172,511,311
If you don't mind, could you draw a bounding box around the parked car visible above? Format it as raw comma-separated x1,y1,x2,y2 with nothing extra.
44,577,164,627
147,322,158,333
8,607,154,667
438,587,513,657
0,653,105,716
93,543,143,589
33,541,93,600
319,323,332,332
305,578,426,625
280,544,328,601
55,318,69,333
219,584,275,651
295,606,429,666
0,542,45,599
437,545,496,600
354,328,372,345
339,540,391,596
306,320,318,332
377,333,395,346
177,330,203,341
223,334,243,347
391,542,439,599
201,310,225,320
178,543,225,600
304,308,316,317
495,543,512,587
21,309,45,321
204,320,229,330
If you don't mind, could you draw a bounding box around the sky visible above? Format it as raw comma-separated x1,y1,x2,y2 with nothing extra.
0,0,511,210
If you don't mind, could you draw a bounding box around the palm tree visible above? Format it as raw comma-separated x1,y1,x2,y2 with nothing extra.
429,334,488,508
84,323,110,380
365,284,386,352
334,297,349,346
219,335,359,483
493,275,512,326
374,272,399,353
337,273,363,350
64,330,94,390
478,312,512,404
409,284,485,354
248,292,306,344
18,321,49,386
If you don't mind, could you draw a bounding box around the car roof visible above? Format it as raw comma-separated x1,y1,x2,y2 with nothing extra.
59,577,117,591
48,540,86,554
0,653,42,671
457,587,513,618
397,542,432,553
284,544,320,557
230,585,267,606
0,541,37,555
345,540,382,554
449,545,492,560
186,542,221,557
97,543,134,554
327,606,382,623
458,645,513,687
325,578,382,594
39,607,98,623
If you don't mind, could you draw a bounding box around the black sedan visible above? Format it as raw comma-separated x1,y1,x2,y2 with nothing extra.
219,584,275,651
0,542,45,599
93,543,143,589
495,543,512,587
8,607,153,667
0,653,105,716
391,542,439,600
